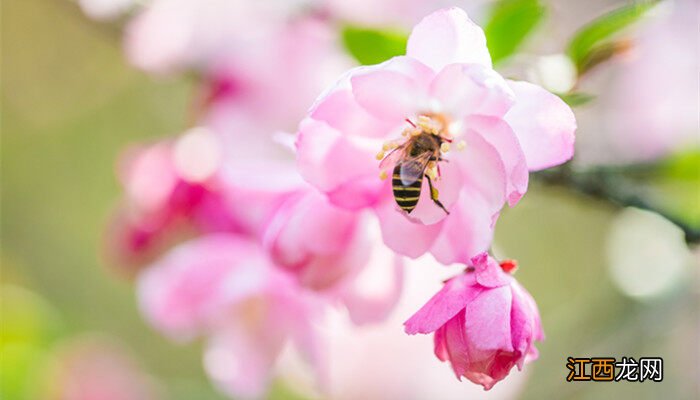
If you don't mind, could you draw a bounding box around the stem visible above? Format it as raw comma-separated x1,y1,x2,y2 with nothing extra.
533,165,700,244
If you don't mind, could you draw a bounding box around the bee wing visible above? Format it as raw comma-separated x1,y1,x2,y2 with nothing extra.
398,151,433,186
379,142,408,170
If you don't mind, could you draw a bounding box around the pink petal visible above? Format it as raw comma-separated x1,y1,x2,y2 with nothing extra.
464,286,513,352
434,325,450,362
137,234,267,341
471,253,512,288
504,80,576,171
429,63,514,119
407,7,492,73
310,89,394,139
466,115,528,205
340,250,404,325
442,310,471,378
450,126,507,217
295,118,384,208
509,283,535,370
429,187,494,265
374,190,443,258
350,57,434,123
404,273,481,335
204,324,285,400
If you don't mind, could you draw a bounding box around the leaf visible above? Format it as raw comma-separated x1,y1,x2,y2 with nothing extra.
558,92,595,107
341,26,408,65
567,1,657,72
660,149,700,181
484,0,546,65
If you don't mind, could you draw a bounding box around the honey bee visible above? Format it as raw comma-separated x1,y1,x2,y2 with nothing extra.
379,119,450,215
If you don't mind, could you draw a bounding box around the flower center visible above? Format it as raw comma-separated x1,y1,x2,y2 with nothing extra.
376,113,466,181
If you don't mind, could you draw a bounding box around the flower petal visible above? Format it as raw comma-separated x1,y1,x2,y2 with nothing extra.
471,252,512,288
504,80,576,171
374,187,443,258
467,115,528,206
429,187,494,265
310,89,394,139
136,234,267,341
510,283,535,370
464,286,513,352
350,56,434,123
429,63,514,119
204,323,284,400
295,118,384,208
404,273,481,334
407,7,492,72
341,249,404,325
450,126,507,217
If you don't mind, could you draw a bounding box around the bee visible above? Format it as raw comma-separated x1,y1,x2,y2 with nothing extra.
380,120,450,215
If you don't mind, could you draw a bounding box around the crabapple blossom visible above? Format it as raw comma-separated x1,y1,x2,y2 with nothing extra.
137,234,324,399
404,253,544,390
218,150,405,324
106,129,242,270
296,7,576,264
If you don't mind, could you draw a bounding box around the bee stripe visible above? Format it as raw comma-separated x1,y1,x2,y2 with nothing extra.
395,196,420,202
393,186,421,191
392,175,423,181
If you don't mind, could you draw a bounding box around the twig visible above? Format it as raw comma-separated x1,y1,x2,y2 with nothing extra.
533,164,700,244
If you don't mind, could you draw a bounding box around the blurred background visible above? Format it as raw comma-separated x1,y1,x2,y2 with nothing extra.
2,0,698,399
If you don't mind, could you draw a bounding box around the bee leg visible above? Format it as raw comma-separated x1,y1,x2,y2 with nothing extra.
425,174,450,215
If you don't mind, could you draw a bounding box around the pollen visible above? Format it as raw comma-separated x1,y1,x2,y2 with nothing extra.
376,151,385,160
440,142,451,153
456,140,467,151
383,141,398,151
379,170,388,180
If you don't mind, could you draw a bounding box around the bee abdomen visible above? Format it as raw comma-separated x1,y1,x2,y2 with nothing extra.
392,167,422,213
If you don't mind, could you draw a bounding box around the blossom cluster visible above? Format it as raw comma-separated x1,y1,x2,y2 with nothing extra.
97,2,576,398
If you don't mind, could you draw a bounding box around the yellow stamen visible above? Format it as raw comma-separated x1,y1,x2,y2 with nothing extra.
379,170,388,180
440,142,451,153
376,151,385,160
456,140,467,151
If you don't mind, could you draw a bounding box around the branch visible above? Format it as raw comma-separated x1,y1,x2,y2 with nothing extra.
533,165,700,244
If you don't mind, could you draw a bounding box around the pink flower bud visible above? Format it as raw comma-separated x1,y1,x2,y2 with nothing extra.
404,253,544,390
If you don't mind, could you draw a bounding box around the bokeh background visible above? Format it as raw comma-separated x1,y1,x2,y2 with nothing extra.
2,0,698,399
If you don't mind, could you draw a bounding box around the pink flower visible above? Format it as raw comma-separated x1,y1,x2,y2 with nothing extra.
106,130,242,270
137,234,323,399
404,253,544,390
296,7,576,264
224,160,404,325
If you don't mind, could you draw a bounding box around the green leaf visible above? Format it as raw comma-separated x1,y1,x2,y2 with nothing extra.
558,92,595,107
484,0,546,65
341,26,408,65
567,1,657,72
660,149,700,181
